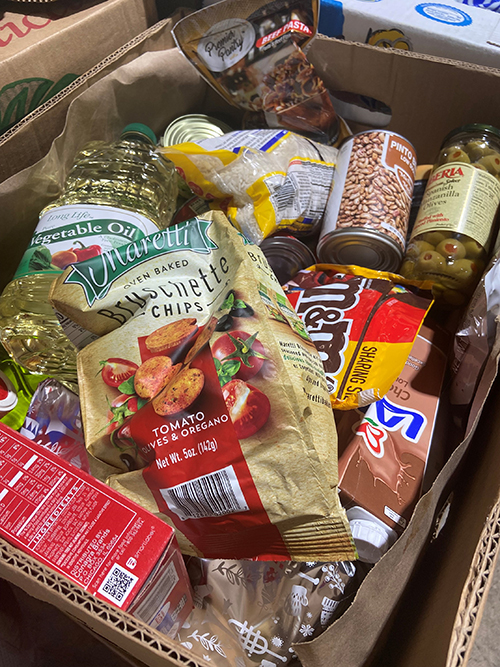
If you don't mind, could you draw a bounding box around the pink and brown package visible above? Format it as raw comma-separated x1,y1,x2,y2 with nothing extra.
172,0,340,144
336,323,449,562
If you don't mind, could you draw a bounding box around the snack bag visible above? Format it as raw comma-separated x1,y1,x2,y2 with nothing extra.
283,265,433,410
161,129,339,243
49,212,356,562
172,0,340,144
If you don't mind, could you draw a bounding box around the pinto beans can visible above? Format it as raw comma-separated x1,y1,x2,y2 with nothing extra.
48,211,356,562
318,130,417,271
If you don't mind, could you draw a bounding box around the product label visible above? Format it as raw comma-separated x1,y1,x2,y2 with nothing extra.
411,162,500,247
321,131,415,254
14,204,158,280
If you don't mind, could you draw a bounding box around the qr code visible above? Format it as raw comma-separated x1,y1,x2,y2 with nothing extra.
98,564,139,607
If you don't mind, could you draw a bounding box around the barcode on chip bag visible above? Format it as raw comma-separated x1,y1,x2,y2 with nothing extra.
98,564,138,607
160,465,249,521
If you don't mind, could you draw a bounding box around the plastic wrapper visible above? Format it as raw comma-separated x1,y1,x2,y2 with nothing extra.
172,0,341,145
283,265,433,410
20,379,89,472
450,249,500,408
48,211,356,562
176,558,368,666
160,129,339,244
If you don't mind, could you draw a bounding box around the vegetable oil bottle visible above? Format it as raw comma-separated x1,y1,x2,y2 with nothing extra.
0,124,178,382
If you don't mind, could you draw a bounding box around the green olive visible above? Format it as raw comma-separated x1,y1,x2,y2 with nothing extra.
436,238,466,260
463,239,484,260
406,240,434,259
473,163,488,171
416,250,445,273
444,258,479,285
421,231,446,246
464,141,491,162
478,153,500,175
438,147,471,166
399,259,416,277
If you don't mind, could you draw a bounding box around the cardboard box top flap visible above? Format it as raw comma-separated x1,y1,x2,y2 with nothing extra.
0,14,176,185
0,537,205,667
309,36,500,163
0,0,154,60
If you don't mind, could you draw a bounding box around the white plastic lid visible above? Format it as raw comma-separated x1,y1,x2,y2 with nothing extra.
0,370,18,416
347,506,398,564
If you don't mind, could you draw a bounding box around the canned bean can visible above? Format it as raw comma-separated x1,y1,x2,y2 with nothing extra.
317,130,417,271
162,114,233,146
260,234,317,285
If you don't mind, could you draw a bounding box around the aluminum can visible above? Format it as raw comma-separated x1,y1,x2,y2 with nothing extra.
162,114,233,146
318,129,417,271
260,234,316,285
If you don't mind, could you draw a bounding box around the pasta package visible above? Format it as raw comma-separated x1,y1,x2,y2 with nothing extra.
283,265,433,410
172,0,340,144
160,129,340,244
49,211,356,562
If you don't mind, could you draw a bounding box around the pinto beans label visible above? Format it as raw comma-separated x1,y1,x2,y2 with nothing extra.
49,211,356,562
283,265,433,410
322,130,417,252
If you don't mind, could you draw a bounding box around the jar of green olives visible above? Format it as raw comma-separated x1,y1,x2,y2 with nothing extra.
400,124,500,307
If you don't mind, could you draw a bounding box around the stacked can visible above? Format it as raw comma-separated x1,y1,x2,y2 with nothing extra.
317,130,417,272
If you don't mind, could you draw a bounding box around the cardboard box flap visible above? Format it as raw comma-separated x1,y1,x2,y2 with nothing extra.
308,36,500,163
0,15,178,185
0,539,205,667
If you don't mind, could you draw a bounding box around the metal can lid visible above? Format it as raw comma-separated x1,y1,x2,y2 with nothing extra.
260,235,317,284
317,229,403,272
162,114,233,146
441,123,500,148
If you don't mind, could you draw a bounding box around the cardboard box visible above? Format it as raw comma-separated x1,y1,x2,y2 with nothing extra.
319,0,500,68
0,422,193,637
0,0,157,136
0,19,500,667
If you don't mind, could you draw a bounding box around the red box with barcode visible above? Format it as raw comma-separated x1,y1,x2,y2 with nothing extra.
0,422,192,636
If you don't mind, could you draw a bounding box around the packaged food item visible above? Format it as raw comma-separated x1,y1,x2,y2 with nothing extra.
317,130,417,272
336,323,449,562
283,265,433,410
48,211,356,562
0,422,193,636
176,558,369,666
450,248,500,410
172,0,340,144
160,129,339,243
20,378,89,473
260,234,316,284
0,344,48,431
0,124,178,384
400,124,500,307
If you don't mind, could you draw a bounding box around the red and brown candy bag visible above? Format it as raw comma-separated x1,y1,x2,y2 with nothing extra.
49,212,356,562
283,265,433,410
172,0,340,144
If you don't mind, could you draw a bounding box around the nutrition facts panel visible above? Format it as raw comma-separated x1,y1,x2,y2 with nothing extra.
0,428,138,590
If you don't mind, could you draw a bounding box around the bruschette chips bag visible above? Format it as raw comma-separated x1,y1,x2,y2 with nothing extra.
49,211,356,561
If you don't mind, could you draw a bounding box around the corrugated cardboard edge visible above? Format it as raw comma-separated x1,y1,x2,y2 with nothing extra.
447,493,500,667
0,538,208,667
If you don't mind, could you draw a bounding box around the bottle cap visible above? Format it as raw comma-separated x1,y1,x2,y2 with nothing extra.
346,507,398,564
121,123,157,146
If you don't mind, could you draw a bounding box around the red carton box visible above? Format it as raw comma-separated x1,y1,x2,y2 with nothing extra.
0,422,192,636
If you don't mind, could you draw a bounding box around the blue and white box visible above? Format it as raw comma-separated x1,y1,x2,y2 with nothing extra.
319,0,500,68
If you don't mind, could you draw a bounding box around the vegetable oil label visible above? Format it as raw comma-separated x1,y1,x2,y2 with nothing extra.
14,204,158,280
411,162,500,248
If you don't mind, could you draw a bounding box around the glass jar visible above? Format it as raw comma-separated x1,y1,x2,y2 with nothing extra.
400,124,500,307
